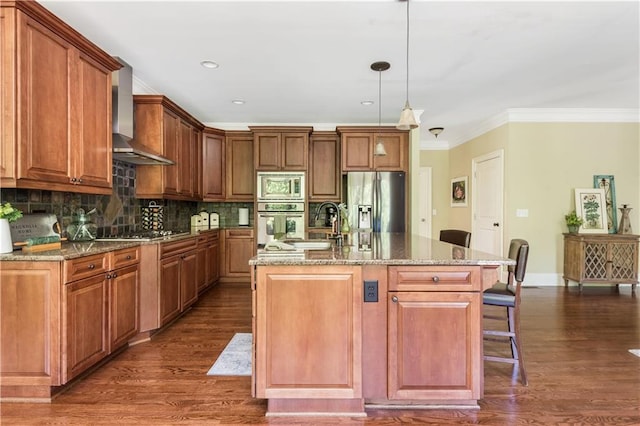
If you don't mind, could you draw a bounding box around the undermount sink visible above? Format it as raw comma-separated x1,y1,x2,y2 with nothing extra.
283,240,333,250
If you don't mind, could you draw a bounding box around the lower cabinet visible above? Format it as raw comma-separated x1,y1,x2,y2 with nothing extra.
64,247,140,382
196,230,220,294
386,266,482,402
140,236,202,332
254,265,362,402
387,291,480,400
221,228,254,281
158,237,198,326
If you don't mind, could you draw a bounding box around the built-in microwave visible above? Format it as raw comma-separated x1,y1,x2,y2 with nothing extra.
257,172,305,202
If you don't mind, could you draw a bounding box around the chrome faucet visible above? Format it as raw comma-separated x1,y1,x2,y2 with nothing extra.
314,201,343,247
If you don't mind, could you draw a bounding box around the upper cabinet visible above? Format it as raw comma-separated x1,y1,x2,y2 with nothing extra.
337,126,409,172
0,2,121,194
225,131,254,201
134,95,204,201
251,126,312,171
308,131,340,201
202,128,225,202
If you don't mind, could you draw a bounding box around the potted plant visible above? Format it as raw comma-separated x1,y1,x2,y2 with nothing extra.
0,202,23,253
565,210,583,234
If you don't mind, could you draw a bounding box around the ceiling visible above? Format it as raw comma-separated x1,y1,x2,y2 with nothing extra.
40,0,639,147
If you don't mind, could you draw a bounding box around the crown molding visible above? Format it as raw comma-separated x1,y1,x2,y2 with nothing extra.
132,75,160,95
446,108,640,148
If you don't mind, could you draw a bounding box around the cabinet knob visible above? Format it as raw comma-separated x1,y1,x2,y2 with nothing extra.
432,276,440,282
391,295,398,303
70,177,77,183
112,272,117,278
493,222,500,227
88,264,95,270
126,255,132,260
77,178,83,184
106,273,111,279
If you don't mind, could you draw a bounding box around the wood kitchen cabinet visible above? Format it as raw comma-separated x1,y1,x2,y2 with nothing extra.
220,228,254,281
386,266,482,402
308,131,341,201
251,126,312,171
0,2,121,194
134,95,204,201
225,131,254,201
254,265,363,407
337,126,409,172
64,248,140,382
0,247,139,400
563,233,639,292
196,230,220,294
158,237,198,325
202,129,226,201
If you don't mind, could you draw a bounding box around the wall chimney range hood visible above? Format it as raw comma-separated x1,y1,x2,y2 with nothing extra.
112,57,174,165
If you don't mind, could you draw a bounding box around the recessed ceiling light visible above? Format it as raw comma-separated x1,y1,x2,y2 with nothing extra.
200,60,219,69
361,100,374,106
232,99,245,105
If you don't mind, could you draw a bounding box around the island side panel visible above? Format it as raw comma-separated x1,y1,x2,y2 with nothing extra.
361,264,388,400
255,265,362,401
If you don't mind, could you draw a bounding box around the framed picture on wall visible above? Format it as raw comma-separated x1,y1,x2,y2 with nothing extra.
593,175,617,233
574,188,608,234
451,176,468,207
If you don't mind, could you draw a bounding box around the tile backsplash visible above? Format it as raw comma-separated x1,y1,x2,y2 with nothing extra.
0,160,252,238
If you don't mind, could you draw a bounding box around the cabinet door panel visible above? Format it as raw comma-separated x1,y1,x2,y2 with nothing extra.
18,14,73,184
162,110,180,195
255,266,362,399
202,132,225,200
225,237,254,276
181,252,198,310
282,133,307,170
309,134,340,201
373,133,406,171
75,54,112,189
110,265,139,351
341,133,372,171
226,133,254,200
179,120,194,196
255,133,281,170
387,291,481,401
159,256,181,325
65,274,109,382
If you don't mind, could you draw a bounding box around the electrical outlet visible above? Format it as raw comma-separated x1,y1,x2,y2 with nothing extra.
364,280,378,302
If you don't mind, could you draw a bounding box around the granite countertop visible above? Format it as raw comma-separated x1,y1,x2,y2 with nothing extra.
0,229,224,262
250,232,515,267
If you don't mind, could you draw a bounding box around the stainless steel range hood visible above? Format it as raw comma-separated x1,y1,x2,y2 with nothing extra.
112,57,173,166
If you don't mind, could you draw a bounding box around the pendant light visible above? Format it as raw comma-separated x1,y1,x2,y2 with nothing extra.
371,61,390,156
397,0,418,130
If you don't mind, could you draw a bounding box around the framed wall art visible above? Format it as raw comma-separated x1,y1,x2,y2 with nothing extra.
574,188,608,234
593,175,617,233
451,176,468,207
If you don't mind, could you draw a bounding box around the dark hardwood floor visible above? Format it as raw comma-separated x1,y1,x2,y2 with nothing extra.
1,282,638,425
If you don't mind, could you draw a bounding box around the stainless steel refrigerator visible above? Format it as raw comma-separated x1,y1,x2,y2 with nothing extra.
344,171,406,232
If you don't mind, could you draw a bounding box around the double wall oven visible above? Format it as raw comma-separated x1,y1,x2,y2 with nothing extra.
256,172,306,247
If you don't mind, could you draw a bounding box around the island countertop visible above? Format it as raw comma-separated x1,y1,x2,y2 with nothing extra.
250,232,514,267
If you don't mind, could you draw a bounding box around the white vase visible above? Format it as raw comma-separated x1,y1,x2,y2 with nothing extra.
0,218,13,253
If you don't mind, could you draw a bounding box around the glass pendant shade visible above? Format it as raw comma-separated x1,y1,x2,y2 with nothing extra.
397,101,418,130
374,138,387,156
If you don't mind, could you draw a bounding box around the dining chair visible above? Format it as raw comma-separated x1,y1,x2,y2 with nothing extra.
482,238,530,385
439,229,471,248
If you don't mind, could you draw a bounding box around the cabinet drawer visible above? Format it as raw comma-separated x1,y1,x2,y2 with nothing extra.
65,253,109,283
161,237,197,258
111,247,140,269
388,266,481,292
225,228,253,238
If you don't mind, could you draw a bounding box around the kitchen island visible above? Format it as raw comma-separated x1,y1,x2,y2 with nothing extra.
249,232,514,416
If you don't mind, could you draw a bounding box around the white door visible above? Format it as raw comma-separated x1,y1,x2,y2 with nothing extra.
472,150,504,256
417,167,432,238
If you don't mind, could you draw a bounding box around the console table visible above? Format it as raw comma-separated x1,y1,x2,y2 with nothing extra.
563,233,639,292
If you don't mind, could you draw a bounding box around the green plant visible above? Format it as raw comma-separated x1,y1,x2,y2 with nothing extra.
564,210,584,227
0,202,23,222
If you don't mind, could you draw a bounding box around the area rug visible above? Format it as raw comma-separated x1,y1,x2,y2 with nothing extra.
629,349,640,358
207,333,252,376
